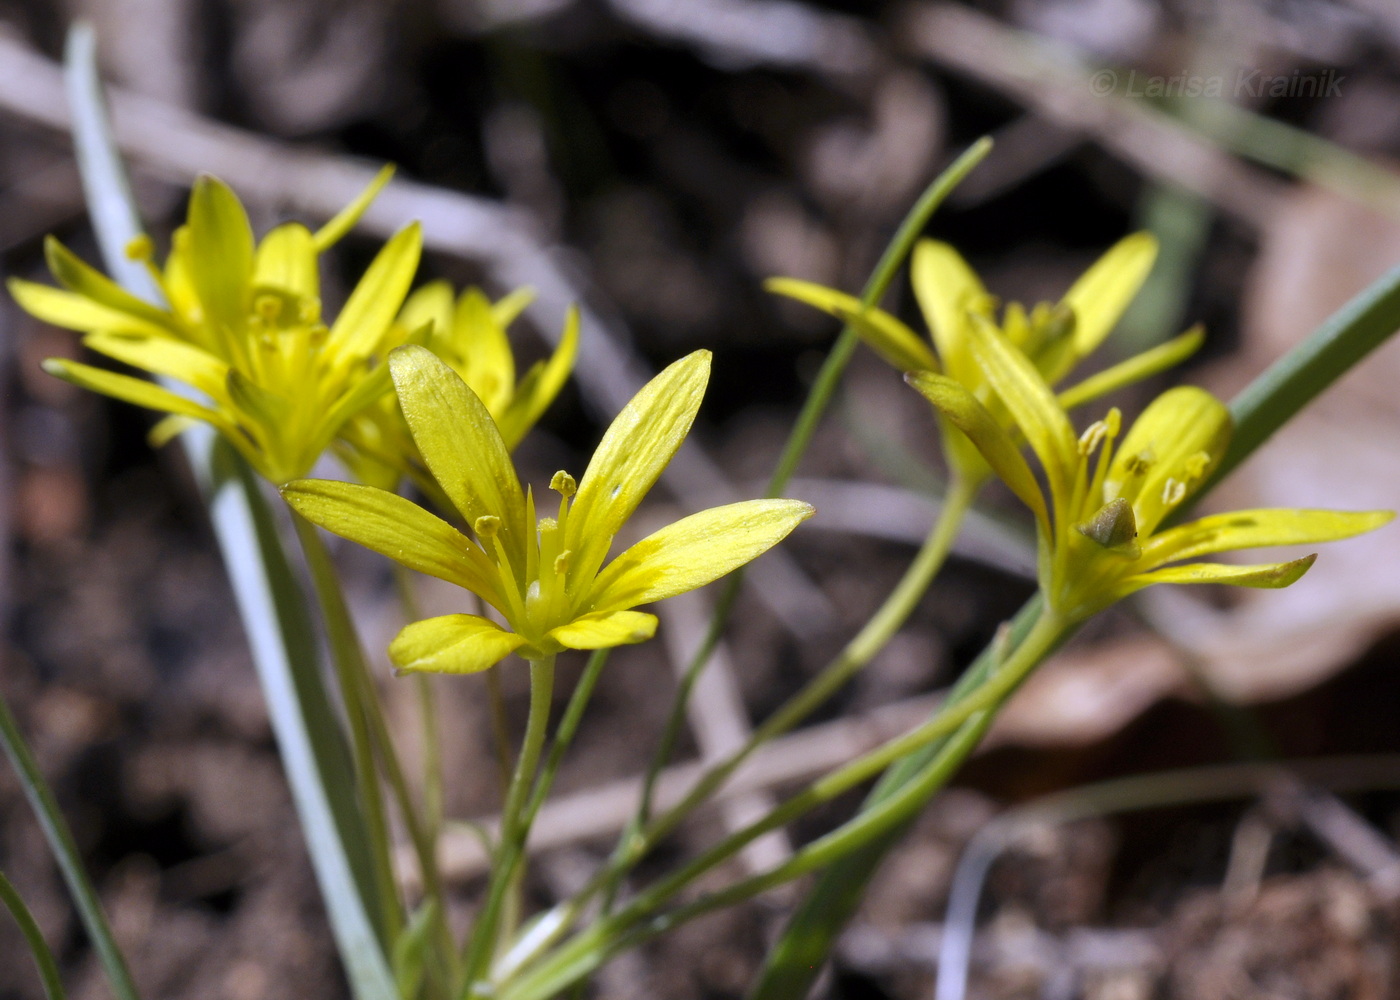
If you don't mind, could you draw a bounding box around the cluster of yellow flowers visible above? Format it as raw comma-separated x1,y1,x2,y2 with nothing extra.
11,174,1390,670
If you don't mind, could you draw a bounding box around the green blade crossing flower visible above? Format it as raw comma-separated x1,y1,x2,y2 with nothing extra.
768,233,1203,487
908,317,1394,622
11,167,423,485
283,347,814,672
339,282,579,492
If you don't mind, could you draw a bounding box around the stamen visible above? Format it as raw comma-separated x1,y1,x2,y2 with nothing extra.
474,515,501,540
1078,419,1110,457
1161,478,1187,507
124,235,155,261
550,471,577,498
1183,451,1212,480
553,550,571,576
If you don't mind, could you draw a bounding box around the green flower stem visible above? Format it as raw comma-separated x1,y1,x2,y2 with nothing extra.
617,135,994,886
390,565,457,991
486,650,613,986
291,512,405,940
0,694,140,1000
462,655,557,1000
1,866,68,1000
587,474,981,917
501,611,1068,1000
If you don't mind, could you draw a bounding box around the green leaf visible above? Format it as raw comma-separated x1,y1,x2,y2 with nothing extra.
0,869,66,1000
64,25,398,1000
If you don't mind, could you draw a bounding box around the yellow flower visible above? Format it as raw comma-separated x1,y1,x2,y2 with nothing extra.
282,347,813,672
768,234,1203,486
10,168,421,484
908,315,1393,622
339,281,578,492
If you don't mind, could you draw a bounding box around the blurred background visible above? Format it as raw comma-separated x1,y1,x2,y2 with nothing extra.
3,0,1400,997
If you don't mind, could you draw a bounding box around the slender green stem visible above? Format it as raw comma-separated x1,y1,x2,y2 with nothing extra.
613,138,993,903
589,475,980,917
0,693,140,1000
462,656,556,1000
1,867,68,1000
391,565,457,993
292,513,404,941
486,667,515,801
501,612,1067,1000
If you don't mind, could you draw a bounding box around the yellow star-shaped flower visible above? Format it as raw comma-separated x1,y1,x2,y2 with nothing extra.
10,169,421,484
768,234,1203,488
908,314,1393,622
283,347,813,671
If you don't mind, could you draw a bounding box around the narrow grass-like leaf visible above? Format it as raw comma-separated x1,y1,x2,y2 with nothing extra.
0,869,66,1000
64,25,397,1000
0,700,133,1000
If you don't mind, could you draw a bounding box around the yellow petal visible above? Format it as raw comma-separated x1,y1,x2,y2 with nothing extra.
42,358,237,447
9,278,178,341
566,350,711,584
906,371,1048,531
253,223,320,303
148,414,195,448
313,164,395,252
453,287,515,413
546,610,658,650
1123,554,1316,594
83,332,229,399
497,305,579,451
311,362,394,449
910,240,986,383
491,287,536,328
43,236,184,335
282,478,506,608
1056,326,1205,412
1059,232,1157,364
185,175,255,334
765,277,938,373
1141,508,1394,569
389,345,526,548
389,614,525,674
964,312,1079,515
588,499,814,613
400,280,455,343
328,223,423,362
1104,386,1231,535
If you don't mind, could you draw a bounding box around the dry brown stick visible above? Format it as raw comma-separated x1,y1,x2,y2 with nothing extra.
900,3,1286,228
0,30,831,635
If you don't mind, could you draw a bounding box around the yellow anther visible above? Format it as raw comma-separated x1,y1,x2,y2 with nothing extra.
550,470,577,498
474,515,501,539
254,294,284,323
1183,451,1212,480
537,517,558,534
1078,419,1110,457
553,550,571,575
1161,478,1187,507
1124,450,1154,477
124,234,155,261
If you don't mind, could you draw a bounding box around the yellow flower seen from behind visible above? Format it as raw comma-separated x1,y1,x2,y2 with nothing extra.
908,315,1393,622
768,234,1203,488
